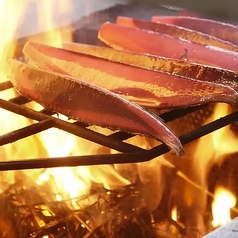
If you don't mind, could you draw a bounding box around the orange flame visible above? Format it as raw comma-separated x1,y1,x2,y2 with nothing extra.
1,4,237,233
0,0,39,189
193,103,237,183
188,103,238,208
0,0,132,199
171,206,178,221
212,186,236,227
182,103,238,232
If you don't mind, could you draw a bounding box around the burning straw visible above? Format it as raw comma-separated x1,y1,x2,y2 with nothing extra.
0,180,189,238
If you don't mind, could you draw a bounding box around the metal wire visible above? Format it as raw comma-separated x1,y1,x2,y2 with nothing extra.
1,80,238,169
0,85,238,171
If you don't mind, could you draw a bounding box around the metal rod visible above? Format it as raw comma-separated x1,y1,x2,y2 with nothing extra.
9,95,30,105
159,105,206,122
0,110,238,170
0,96,206,152
0,119,53,146
147,110,238,158
0,153,141,171
0,81,12,91
0,98,144,153
108,105,205,141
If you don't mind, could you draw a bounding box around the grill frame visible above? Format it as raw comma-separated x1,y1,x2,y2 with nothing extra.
1,5,238,238
1,81,238,170
1,3,238,170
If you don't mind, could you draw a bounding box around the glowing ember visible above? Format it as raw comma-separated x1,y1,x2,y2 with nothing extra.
212,186,236,227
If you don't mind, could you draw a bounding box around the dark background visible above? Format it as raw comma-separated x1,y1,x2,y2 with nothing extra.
128,0,238,22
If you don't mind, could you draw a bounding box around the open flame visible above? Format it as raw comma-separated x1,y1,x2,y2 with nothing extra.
0,0,39,189
0,0,131,199
171,206,178,221
186,103,238,232
0,1,238,236
193,103,238,185
212,186,236,227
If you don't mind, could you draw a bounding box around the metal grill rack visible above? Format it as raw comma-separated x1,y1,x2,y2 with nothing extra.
1,3,238,171
1,80,238,171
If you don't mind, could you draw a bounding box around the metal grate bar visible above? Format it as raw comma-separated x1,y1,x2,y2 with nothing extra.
0,81,12,91
107,105,205,141
159,105,206,122
0,98,145,153
0,109,238,170
0,119,54,146
9,95,31,105
147,110,238,159
0,96,205,150
0,80,237,169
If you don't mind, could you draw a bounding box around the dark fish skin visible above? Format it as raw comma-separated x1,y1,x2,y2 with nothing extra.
62,42,238,93
117,16,238,53
98,22,238,72
23,41,238,109
7,59,184,156
151,16,238,46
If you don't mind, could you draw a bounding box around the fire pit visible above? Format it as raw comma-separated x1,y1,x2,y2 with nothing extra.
1,1,238,238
